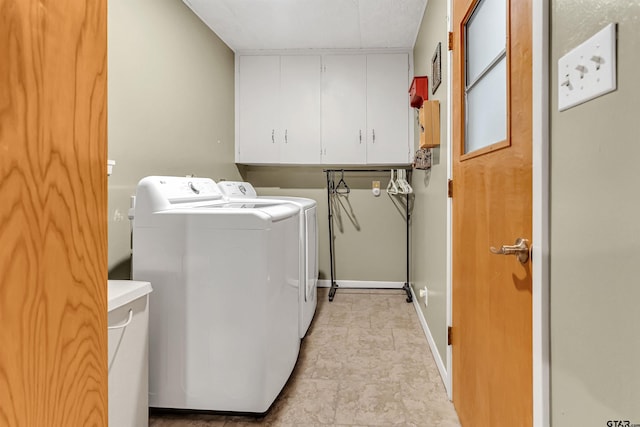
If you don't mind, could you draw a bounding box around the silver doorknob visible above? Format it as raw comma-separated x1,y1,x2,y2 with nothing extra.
490,238,530,264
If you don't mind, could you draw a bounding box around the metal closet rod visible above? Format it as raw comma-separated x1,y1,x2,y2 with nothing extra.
323,168,411,172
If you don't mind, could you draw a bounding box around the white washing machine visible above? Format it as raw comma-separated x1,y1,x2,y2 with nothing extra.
132,176,300,414
216,181,318,338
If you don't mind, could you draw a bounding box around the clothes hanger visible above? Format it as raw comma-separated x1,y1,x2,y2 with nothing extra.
386,169,399,195
397,169,413,194
396,169,407,194
335,169,351,194
329,170,336,194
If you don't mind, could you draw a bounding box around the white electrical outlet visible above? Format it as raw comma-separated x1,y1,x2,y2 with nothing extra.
372,180,381,197
419,286,428,307
558,23,617,111
113,209,125,222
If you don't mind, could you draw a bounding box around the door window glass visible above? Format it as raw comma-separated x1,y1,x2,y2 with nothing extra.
464,0,507,154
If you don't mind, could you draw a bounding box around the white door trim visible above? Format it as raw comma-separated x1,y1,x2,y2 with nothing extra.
532,0,550,426
445,0,453,401
445,0,550,424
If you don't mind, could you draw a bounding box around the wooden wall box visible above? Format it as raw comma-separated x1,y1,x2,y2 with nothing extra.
419,100,440,149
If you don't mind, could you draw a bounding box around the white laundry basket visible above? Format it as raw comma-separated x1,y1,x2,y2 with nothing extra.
108,280,152,427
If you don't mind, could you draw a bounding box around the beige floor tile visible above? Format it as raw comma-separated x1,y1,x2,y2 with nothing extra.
346,327,395,350
265,378,339,424
324,309,372,328
305,324,349,343
401,377,460,426
334,381,407,426
291,343,322,379
331,288,374,295
222,416,276,426
149,412,228,426
405,400,461,427
343,349,437,383
310,310,332,327
350,300,392,315
368,288,409,295
301,351,353,381
392,328,435,354
370,310,415,329
221,417,276,426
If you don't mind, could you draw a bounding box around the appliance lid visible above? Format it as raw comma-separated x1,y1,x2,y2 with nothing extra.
108,280,153,312
198,202,285,209
259,196,317,209
164,201,299,223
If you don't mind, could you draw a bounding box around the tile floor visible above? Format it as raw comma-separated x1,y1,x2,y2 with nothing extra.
149,287,461,426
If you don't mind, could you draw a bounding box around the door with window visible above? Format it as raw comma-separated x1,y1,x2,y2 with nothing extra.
451,0,532,426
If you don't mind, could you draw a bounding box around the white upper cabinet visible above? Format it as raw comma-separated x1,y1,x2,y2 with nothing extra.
280,56,322,164
365,54,410,164
238,55,281,163
237,55,321,164
321,55,367,165
236,52,411,165
322,53,410,165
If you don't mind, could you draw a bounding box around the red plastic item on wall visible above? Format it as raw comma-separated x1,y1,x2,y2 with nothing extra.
409,76,428,108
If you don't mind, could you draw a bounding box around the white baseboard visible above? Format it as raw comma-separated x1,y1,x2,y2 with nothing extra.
317,279,405,289
410,286,449,395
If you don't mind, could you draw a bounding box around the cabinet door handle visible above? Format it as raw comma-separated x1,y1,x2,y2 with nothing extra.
372,129,376,143
272,129,275,143
359,129,362,144
285,129,288,143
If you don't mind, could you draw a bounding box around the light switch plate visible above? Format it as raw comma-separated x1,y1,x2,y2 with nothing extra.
558,23,617,111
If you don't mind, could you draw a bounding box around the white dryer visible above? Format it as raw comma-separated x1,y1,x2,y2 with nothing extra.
132,176,300,414
216,181,318,338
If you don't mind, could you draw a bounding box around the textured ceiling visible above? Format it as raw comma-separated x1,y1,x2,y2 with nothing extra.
183,0,428,51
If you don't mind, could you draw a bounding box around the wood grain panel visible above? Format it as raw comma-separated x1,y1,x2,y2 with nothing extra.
0,0,108,425
452,0,533,426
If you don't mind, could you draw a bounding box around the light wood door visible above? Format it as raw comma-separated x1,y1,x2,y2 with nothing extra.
452,0,532,426
321,55,367,164
280,55,321,164
366,54,411,165
0,0,108,425
238,55,281,163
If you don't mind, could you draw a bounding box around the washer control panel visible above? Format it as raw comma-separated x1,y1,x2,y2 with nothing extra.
217,181,257,198
144,176,224,203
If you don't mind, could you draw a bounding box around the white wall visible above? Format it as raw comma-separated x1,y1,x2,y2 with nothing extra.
108,0,240,275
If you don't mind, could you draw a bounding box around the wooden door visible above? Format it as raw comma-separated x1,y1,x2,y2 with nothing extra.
321,55,367,164
451,0,532,426
280,55,321,164
0,0,108,425
365,54,411,165
238,55,281,163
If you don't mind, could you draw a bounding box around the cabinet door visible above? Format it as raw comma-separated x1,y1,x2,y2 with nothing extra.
366,54,411,164
238,55,280,163
321,55,367,165
280,56,321,164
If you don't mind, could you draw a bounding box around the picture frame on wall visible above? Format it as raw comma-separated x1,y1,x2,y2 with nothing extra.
432,42,442,95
